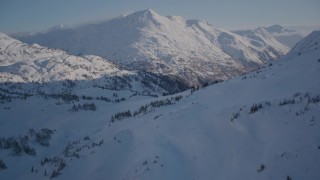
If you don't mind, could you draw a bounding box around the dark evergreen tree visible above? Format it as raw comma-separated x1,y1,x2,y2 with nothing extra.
0,160,7,170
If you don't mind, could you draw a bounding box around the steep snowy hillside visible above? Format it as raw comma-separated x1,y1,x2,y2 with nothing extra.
286,30,320,57
0,33,187,95
1,32,319,180
14,9,289,87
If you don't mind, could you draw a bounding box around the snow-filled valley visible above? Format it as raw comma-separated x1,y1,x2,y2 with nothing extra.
1,23,320,180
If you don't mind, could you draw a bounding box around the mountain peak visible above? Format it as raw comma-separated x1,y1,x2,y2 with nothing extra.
45,24,68,33
144,8,157,14
269,24,284,29
13,10,289,87
266,24,295,33
123,9,164,26
266,24,284,33
131,9,160,18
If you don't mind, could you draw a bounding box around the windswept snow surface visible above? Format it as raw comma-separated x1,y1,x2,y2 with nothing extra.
1,32,320,179
14,9,289,86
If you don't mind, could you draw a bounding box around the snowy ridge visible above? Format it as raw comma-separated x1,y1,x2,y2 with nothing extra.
287,30,320,57
0,31,319,180
233,27,289,58
14,9,289,86
0,32,188,94
0,33,125,83
0,32,135,85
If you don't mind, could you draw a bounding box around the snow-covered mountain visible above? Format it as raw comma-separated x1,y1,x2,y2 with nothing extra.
0,32,188,95
261,24,320,48
262,24,305,48
265,24,295,34
1,30,319,180
234,24,320,49
14,9,289,87
0,32,122,83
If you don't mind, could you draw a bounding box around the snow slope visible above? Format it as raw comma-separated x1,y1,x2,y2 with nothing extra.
1,32,319,179
0,32,127,83
287,30,320,57
0,32,188,95
14,9,289,86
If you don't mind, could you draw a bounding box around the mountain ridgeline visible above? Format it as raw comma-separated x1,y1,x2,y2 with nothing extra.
14,9,289,89
0,33,188,96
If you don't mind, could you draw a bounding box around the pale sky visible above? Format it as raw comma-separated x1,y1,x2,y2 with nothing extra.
0,0,319,33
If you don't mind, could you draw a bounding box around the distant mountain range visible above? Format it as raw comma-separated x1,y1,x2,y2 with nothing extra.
261,24,305,48
13,9,289,87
